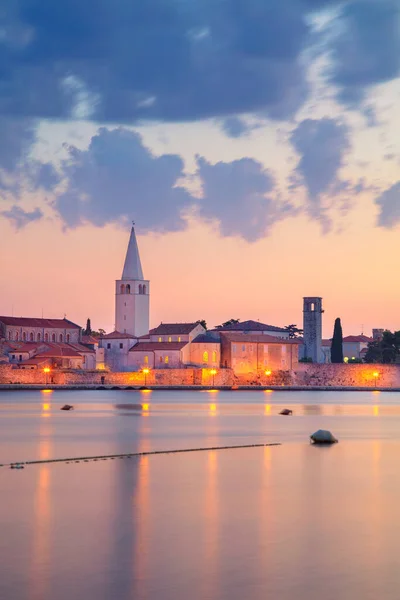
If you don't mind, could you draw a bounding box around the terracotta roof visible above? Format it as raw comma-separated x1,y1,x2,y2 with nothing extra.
37,347,83,358
150,323,201,335
8,343,45,353
0,316,81,329
67,343,95,354
81,335,99,345
130,341,188,352
343,335,372,343
192,334,220,344
220,332,300,345
214,320,286,333
101,331,137,340
19,357,51,366
322,339,332,347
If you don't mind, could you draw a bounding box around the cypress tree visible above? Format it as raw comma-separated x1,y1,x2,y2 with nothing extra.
84,318,92,336
331,318,343,363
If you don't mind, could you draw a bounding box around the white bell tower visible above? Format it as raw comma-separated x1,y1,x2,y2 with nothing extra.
115,224,150,337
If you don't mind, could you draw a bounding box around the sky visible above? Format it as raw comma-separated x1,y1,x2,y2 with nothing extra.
1,0,400,337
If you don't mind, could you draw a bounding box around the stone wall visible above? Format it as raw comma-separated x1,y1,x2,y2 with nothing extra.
293,363,400,388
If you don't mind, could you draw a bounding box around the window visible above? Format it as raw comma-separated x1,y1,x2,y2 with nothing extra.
45,333,49,342
144,355,149,364
8,332,11,340
37,333,41,342
15,332,19,341
203,351,209,363
29,332,33,341
178,336,181,342
59,334,63,342
126,284,131,294
168,336,172,342
66,334,70,343
143,284,147,294
165,356,169,364
212,351,217,362
119,343,123,349
12,354,15,360
52,334,56,342
107,343,111,349
139,284,143,294
310,302,315,311
158,337,162,342
19,355,22,362
23,332,26,341
159,355,163,363
121,284,125,294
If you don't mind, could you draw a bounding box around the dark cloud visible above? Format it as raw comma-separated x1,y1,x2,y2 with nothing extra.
50,126,293,241
0,0,345,124
328,0,400,105
375,182,400,228
196,156,294,241
54,127,192,231
290,117,350,223
221,117,252,139
0,205,43,229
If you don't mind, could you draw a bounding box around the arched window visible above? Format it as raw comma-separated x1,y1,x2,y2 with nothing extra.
52,333,56,342
45,333,49,342
139,284,143,294
178,336,181,342
203,351,209,363
22,332,26,341
59,334,63,343
67,334,70,343
37,333,41,342
8,331,11,340
168,336,172,342
126,284,131,294
29,332,34,341
158,337,162,342
15,332,19,341
144,355,149,364
120,284,125,294
165,356,169,364
143,285,146,295
159,356,163,363
212,351,217,362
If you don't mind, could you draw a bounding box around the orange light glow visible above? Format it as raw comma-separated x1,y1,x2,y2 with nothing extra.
264,389,273,394
41,389,53,394
265,370,272,376
373,405,379,417
373,372,379,378
42,404,50,411
209,403,217,413
264,404,271,415
143,368,150,375
140,389,151,394
210,369,217,376
43,367,50,374
142,403,149,411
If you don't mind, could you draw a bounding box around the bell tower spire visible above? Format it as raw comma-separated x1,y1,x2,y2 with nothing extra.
115,224,150,337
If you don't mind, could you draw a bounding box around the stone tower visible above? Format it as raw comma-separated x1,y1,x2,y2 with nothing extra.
115,225,150,337
303,297,323,363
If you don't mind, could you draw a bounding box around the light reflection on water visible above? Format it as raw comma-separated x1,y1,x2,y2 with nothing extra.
2,390,400,598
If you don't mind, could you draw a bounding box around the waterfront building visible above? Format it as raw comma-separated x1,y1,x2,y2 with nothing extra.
213,319,289,339
220,333,300,373
302,297,324,363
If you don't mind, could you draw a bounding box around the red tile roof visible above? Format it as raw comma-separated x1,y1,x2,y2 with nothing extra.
322,339,332,347
343,335,372,343
81,335,99,345
220,333,300,345
214,319,287,333
19,357,51,366
150,323,201,335
101,331,137,340
0,316,81,329
130,341,188,352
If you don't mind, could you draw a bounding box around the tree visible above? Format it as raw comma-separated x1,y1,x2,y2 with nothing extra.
219,318,240,328
196,319,207,330
284,324,304,339
331,318,343,363
83,318,92,336
364,330,400,364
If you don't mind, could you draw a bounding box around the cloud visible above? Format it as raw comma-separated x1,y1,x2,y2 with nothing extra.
327,0,400,105
54,127,193,231
221,117,253,139
375,182,400,228
290,117,350,223
0,0,345,125
1,205,43,229
196,156,294,241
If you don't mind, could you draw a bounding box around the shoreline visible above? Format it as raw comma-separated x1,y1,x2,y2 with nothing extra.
0,384,397,392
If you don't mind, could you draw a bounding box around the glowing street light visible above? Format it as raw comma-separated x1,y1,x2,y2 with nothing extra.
373,371,379,389
43,366,51,385
142,368,150,387
265,370,272,377
210,368,217,387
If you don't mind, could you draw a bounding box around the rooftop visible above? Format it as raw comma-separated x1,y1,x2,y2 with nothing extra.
220,333,300,345
214,320,286,333
343,335,373,343
121,226,144,281
150,323,202,335
0,316,81,329
130,341,188,352
101,331,137,340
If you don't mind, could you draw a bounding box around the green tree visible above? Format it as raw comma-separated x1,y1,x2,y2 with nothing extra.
331,318,343,363
219,318,240,328
364,330,400,364
284,324,304,339
196,319,207,330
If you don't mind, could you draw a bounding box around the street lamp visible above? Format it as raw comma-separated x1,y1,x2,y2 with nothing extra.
373,371,379,389
265,369,272,377
142,368,150,387
210,368,217,387
43,367,51,385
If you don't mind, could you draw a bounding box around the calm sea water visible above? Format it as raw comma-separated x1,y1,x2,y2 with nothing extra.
1,389,400,599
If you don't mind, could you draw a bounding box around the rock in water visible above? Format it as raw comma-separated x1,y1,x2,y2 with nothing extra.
61,404,74,411
280,409,293,415
310,429,338,444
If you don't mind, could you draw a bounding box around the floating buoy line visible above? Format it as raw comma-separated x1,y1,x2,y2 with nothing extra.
4,442,281,469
